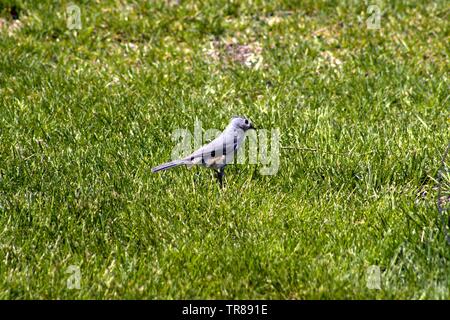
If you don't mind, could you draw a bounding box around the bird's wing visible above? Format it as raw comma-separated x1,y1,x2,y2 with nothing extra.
186,129,243,161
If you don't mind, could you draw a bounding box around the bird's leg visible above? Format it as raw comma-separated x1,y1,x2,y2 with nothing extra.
216,167,225,187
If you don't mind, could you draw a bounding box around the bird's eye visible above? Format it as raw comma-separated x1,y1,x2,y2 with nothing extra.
245,119,249,124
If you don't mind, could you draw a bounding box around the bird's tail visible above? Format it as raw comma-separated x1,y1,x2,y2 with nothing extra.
151,159,187,173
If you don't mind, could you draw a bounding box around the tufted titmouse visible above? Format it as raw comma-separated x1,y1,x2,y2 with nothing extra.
152,116,256,185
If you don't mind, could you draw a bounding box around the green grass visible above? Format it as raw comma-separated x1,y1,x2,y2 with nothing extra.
0,0,449,299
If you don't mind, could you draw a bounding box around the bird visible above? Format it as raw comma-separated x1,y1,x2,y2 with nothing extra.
152,116,256,186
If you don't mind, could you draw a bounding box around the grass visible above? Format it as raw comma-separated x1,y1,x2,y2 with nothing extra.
0,0,449,299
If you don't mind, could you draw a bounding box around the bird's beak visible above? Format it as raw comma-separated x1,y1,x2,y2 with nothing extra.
250,123,256,130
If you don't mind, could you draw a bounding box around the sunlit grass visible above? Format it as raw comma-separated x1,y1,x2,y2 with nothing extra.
0,0,449,299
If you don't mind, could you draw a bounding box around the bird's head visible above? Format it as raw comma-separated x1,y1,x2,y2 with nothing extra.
230,116,256,131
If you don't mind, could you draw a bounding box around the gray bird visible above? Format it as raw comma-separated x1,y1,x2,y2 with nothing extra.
152,116,256,185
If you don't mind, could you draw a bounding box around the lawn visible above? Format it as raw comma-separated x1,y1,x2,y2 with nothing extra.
0,0,449,299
